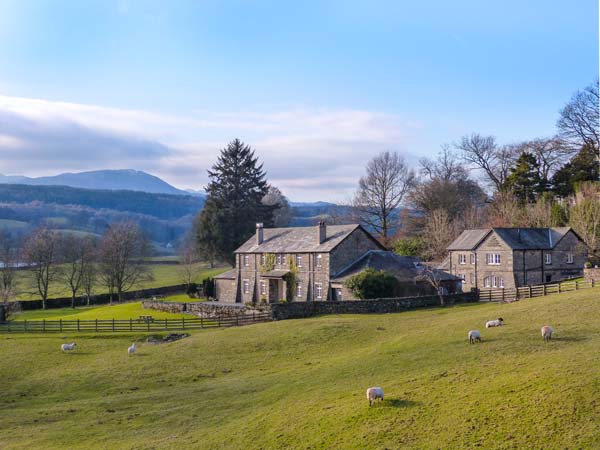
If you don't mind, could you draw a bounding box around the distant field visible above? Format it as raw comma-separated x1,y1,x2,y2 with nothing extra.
14,264,228,301
2,289,600,449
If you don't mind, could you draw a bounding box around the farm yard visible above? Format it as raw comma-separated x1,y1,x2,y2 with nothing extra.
2,288,600,449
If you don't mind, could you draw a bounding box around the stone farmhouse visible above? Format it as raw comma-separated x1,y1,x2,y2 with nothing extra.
214,222,459,303
446,227,587,290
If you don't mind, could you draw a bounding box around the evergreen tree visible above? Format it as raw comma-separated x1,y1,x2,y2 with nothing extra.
552,144,600,197
195,139,274,265
503,152,543,203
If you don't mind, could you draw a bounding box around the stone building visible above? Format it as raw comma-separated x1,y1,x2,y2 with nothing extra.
445,227,587,290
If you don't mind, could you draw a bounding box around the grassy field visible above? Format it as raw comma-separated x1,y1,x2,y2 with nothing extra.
14,264,228,300
11,302,190,321
2,289,600,449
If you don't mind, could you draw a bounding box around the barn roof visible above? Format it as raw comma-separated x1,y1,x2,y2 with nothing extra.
447,227,575,251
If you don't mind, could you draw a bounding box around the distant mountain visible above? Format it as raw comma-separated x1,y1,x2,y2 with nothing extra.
0,170,195,196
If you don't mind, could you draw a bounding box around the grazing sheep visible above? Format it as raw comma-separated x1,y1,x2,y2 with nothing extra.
61,342,76,352
541,325,554,342
128,342,137,356
485,318,504,328
366,387,384,406
468,330,482,344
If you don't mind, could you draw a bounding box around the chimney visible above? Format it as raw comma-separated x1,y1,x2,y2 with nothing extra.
318,221,326,244
256,223,264,245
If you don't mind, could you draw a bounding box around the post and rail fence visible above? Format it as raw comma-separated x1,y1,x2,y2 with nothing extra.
478,279,597,302
0,312,272,333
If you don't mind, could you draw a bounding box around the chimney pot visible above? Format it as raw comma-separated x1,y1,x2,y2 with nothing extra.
256,223,264,245
318,221,326,244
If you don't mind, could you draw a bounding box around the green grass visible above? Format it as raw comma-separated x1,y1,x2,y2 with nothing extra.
2,289,600,449
15,264,228,301
161,293,206,303
12,302,190,321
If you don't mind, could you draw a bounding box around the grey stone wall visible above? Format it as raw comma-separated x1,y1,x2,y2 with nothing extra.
215,278,238,304
142,300,254,318
269,292,476,320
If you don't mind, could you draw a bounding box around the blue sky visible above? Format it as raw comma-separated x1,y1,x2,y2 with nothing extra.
0,0,597,200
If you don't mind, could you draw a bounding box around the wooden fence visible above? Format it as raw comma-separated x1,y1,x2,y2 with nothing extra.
0,313,272,333
479,279,598,302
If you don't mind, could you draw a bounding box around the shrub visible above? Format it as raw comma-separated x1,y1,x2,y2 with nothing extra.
202,278,215,298
393,237,426,257
186,283,199,298
344,268,399,300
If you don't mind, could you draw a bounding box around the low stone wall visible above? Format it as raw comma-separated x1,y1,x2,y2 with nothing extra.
584,267,600,283
269,292,476,321
142,300,254,318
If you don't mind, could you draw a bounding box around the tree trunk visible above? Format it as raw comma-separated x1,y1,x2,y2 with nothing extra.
71,293,76,309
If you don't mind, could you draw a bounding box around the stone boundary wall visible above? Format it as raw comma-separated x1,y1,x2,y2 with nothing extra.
10,284,189,312
141,300,260,318
142,292,476,321
269,292,476,321
584,267,600,282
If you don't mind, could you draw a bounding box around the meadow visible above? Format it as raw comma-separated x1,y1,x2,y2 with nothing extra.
14,264,227,301
1,289,600,449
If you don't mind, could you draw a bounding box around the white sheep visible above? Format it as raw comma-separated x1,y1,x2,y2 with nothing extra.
128,342,137,356
541,325,554,342
485,318,504,328
366,387,384,406
468,330,481,344
61,342,76,352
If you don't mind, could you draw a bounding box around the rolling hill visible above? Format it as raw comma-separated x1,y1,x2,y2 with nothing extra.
1,288,599,449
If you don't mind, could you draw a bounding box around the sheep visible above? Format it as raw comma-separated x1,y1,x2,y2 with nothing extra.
366,387,384,406
468,330,482,344
128,342,137,356
61,342,76,352
541,325,554,342
485,318,504,328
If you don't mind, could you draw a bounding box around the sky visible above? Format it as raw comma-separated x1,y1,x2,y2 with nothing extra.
0,0,597,201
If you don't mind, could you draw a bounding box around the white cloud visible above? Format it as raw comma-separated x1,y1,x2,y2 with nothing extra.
0,94,422,201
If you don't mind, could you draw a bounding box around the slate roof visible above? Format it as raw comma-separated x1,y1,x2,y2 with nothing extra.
235,224,382,253
331,250,459,282
213,269,237,280
447,227,574,251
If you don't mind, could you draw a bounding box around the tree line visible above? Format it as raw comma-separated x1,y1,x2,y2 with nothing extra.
192,80,599,266
0,222,153,310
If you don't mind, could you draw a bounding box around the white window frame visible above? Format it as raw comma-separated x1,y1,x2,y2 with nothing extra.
469,273,475,284
296,255,303,268
459,254,466,265
315,282,323,299
276,254,283,265
243,279,250,294
545,253,552,265
316,254,322,268
486,253,501,265
296,282,303,298
260,254,266,266
483,277,490,288
243,255,249,267
470,254,475,265
460,273,466,281
499,277,504,288
260,280,266,296
567,252,574,264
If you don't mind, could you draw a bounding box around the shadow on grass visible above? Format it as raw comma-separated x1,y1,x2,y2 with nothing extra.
550,336,587,343
382,398,419,408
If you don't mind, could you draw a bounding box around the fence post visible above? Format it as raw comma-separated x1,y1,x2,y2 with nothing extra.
43,319,46,332
165,318,167,330
77,319,80,332
218,315,221,327
24,320,27,332
200,317,203,329
59,319,62,333
130,318,132,332
558,283,561,293
112,318,115,332
502,290,505,302
147,319,150,332
95,319,98,332
543,285,547,296
236,314,239,326
183,317,186,330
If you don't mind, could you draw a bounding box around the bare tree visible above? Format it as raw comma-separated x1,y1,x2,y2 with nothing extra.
99,222,153,303
569,183,600,260
415,264,448,306
456,133,517,191
81,251,97,307
352,151,416,245
486,191,525,227
59,234,97,308
557,80,600,157
419,144,467,182
0,232,19,309
422,209,457,261
23,228,60,309
178,237,199,295
516,138,569,188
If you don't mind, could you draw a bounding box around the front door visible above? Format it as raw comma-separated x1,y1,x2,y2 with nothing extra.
332,288,343,301
268,279,279,303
